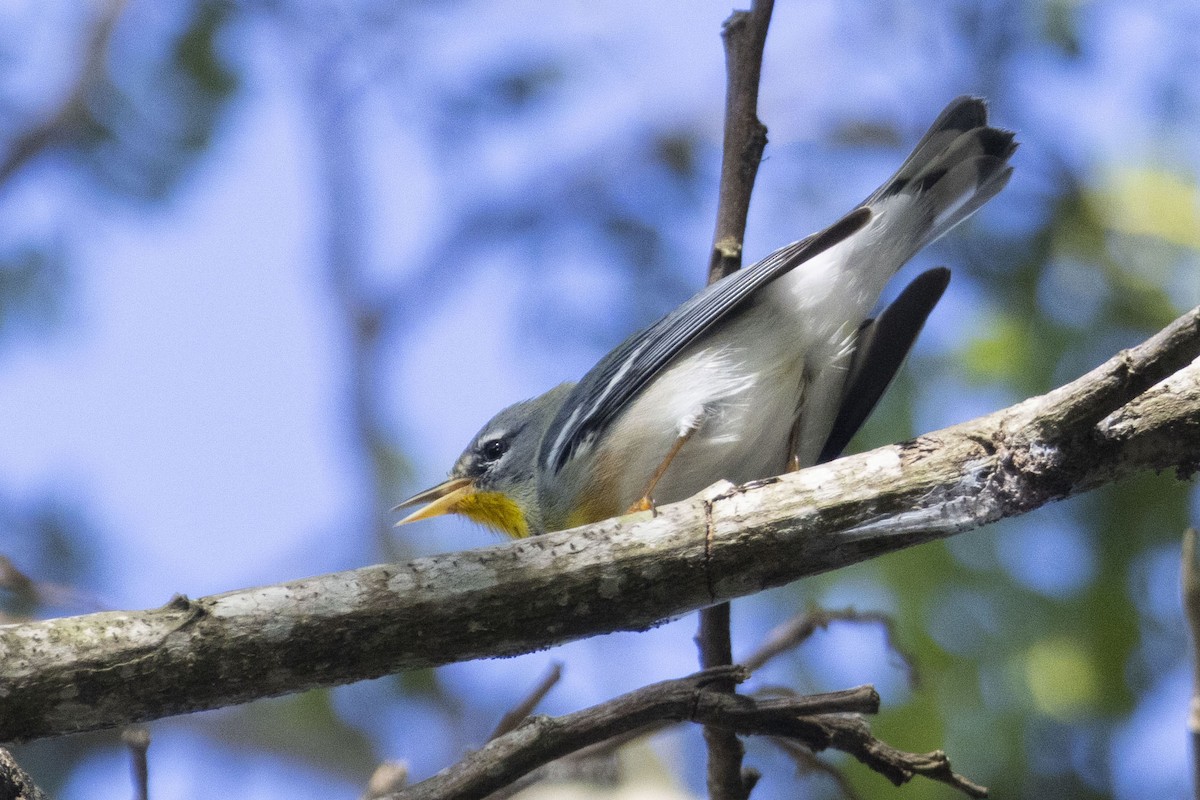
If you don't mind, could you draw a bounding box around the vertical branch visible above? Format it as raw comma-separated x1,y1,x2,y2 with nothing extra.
1181,528,1200,799
295,28,407,564
121,726,150,800
699,2,775,798
697,603,759,798
708,0,776,284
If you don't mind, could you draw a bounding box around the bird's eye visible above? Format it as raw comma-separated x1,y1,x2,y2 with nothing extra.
481,438,508,462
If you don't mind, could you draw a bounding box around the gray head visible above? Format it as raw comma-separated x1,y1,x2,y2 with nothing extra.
393,382,574,538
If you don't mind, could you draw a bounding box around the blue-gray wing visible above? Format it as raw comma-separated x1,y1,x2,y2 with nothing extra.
539,207,871,475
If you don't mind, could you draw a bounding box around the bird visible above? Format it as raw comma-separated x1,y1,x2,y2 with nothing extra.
395,96,1016,539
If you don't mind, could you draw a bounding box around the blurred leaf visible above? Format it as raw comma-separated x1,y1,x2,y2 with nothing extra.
655,132,699,179
374,442,414,502
1100,167,1200,249
0,244,67,344
82,0,239,199
176,1,238,98
396,666,442,696
202,688,378,778
1041,0,1083,56
961,311,1029,384
832,119,903,149
1023,635,1100,718
492,61,563,109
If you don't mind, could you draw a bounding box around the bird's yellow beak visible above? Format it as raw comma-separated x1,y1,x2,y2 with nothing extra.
392,476,531,538
392,477,475,526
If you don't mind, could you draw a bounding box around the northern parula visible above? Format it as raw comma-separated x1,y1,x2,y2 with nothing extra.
395,97,1016,538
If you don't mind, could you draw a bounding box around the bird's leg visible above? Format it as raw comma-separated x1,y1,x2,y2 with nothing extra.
785,415,804,472
785,374,810,472
626,428,697,515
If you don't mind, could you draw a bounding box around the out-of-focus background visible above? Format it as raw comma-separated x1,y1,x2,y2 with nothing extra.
1,0,1197,797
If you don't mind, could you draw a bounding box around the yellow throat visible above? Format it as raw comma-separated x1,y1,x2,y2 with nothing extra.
454,490,531,539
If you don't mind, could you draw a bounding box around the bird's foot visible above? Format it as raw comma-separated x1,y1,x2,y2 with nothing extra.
626,495,658,517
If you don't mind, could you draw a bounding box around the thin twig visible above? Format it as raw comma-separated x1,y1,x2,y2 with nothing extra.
121,726,150,800
392,667,747,800
816,717,988,799
769,737,864,800
741,607,918,687
488,662,564,740
539,603,920,777
387,667,985,800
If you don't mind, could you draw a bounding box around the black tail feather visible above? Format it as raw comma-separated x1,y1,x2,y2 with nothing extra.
818,267,951,464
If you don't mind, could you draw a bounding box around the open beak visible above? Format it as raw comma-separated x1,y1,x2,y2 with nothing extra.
392,477,475,527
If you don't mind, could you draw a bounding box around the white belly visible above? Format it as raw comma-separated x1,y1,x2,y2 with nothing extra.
601,265,874,508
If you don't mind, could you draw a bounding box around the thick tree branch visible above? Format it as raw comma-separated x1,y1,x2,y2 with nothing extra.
0,306,1196,742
